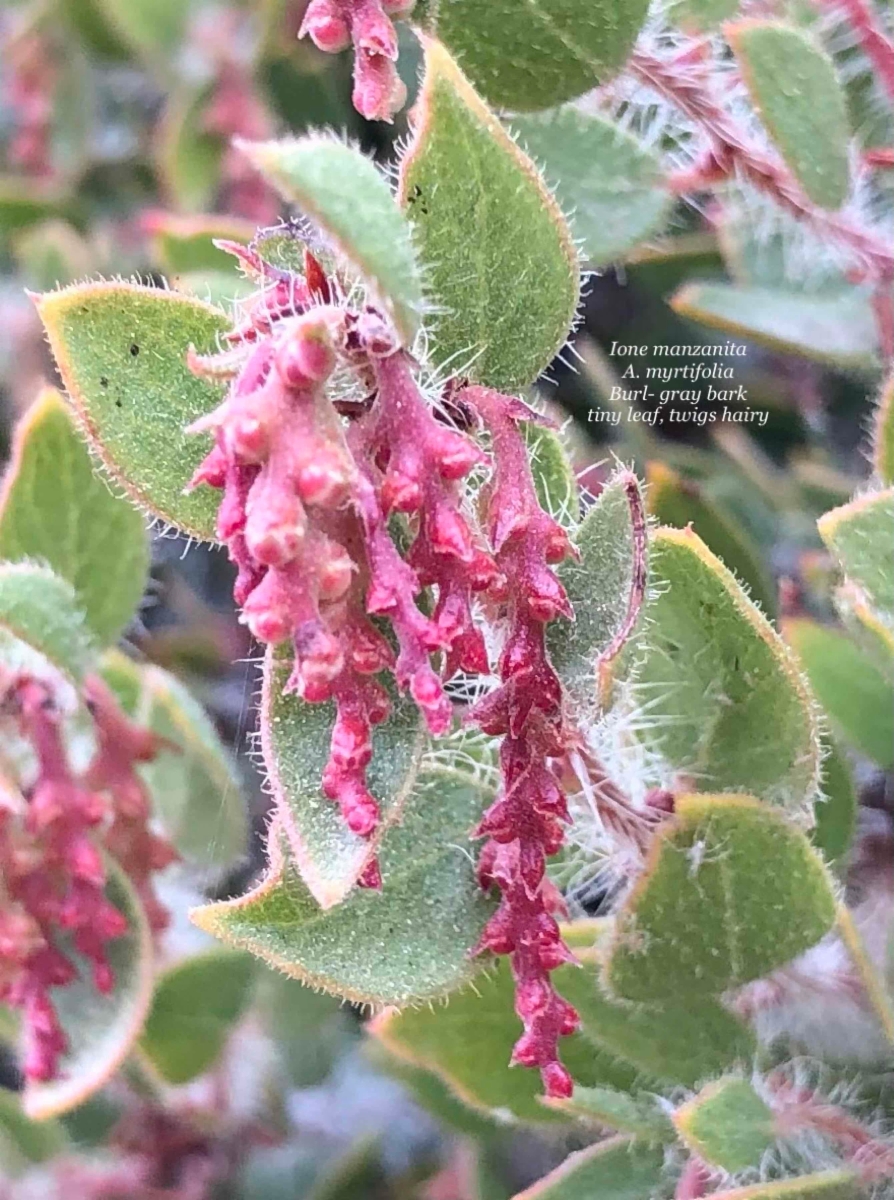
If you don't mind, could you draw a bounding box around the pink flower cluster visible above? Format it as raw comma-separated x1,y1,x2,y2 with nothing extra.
299,0,415,121
2,26,55,177
187,236,580,1092
0,673,175,1082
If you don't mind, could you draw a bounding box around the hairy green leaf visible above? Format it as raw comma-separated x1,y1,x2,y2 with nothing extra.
35,281,230,540
728,21,850,210
421,0,650,112
818,487,894,624
670,283,878,369
239,135,423,344
674,1077,775,1172
511,1136,665,1200
548,1086,675,1141
524,422,580,526
605,794,837,1002
399,38,579,390
511,109,670,265
139,950,255,1084
0,388,148,645
783,618,894,770
813,736,857,869
625,528,820,812
874,373,894,485
0,562,95,685
23,861,154,1119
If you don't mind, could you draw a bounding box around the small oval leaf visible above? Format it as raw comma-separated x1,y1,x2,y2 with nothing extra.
674,1077,775,1173
818,487,894,625
0,562,95,685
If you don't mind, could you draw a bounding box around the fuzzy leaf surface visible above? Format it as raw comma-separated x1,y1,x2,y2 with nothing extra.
874,374,894,485
261,643,428,907
421,0,650,112
240,136,423,344
605,794,837,1002
627,528,820,811
0,388,148,645
511,109,670,265
674,1077,775,1172
23,862,154,1119
511,1136,665,1200
728,21,850,210
670,283,878,369
399,39,579,391
35,282,230,541
818,488,894,624
548,1086,674,1141
547,471,646,708
524,422,580,526
812,735,857,868
783,619,894,769
139,950,255,1084
0,562,95,685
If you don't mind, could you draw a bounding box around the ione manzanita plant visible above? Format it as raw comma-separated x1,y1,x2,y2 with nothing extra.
1,0,894,1196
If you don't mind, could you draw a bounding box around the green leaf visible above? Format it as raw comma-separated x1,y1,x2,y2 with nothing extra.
646,461,776,617
35,281,230,541
398,38,579,390
100,652,247,870
367,1042,498,1137
148,213,255,276
547,1086,674,1141
670,283,878,370
702,1174,859,1200
511,109,670,266
0,562,95,685
0,180,69,247
261,643,428,907
257,971,358,1089
12,220,92,291
605,794,838,1003
727,21,850,210
422,1,650,112
139,950,255,1084
510,1136,665,1200
873,372,894,485
239,135,423,345
191,773,495,1005
0,388,149,645
624,527,820,810
156,88,226,213
0,1091,68,1178
524,421,579,525
94,0,189,65
783,619,894,770
668,0,739,31
812,736,857,868
818,487,894,624
547,469,647,708
23,861,154,1119
674,1077,775,1172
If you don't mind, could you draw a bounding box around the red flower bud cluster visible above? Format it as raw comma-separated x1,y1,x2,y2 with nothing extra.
2,25,56,178
460,385,579,1100
299,0,414,122
0,673,174,1082
188,239,494,887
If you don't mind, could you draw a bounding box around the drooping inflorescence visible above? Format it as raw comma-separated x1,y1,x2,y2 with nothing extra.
186,236,581,1090
0,671,175,1082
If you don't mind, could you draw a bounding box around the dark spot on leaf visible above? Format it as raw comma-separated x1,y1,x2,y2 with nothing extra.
115,400,123,409
130,343,140,357
99,376,108,388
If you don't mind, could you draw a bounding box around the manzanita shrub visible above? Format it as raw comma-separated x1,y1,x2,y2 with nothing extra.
2,0,894,1197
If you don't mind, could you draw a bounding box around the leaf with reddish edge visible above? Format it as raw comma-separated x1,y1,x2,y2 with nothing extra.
605,794,837,1004
818,487,894,625
398,38,580,391
145,212,255,276
509,1135,665,1200
23,861,154,1120
674,1077,775,1173
34,282,230,542
690,1175,859,1200
261,642,429,908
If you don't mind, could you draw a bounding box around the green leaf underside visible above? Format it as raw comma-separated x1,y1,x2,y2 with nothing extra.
373,950,754,1124
424,0,650,112
523,421,580,525
35,282,230,541
0,388,148,645
191,773,495,1005
675,1077,775,1172
240,136,423,345
551,1086,674,1141
399,38,579,391
670,283,878,369
511,108,670,266
704,1174,859,1200
812,736,857,867
511,1136,665,1200
0,562,95,685
101,650,247,869
784,619,894,770
0,1091,68,1178
818,488,894,624
23,862,154,1120
547,471,646,708
627,528,820,809
139,950,255,1084
728,21,850,211
606,794,837,1002
874,374,894,485
646,461,776,617
262,643,430,907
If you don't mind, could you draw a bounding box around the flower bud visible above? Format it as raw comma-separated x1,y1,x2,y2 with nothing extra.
299,0,351,52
